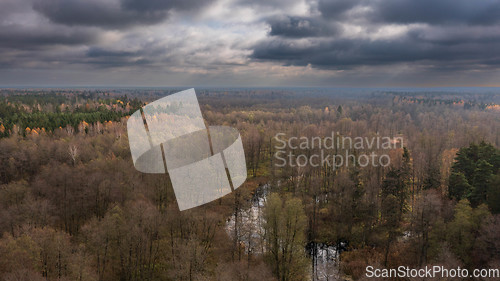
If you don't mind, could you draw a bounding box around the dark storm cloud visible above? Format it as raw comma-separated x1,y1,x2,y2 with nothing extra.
86,47,137,58
267,16,340,38
0,24,97,49
33,0,216,29
372,0,500,25
317,0,364,19
0,0,96,50
407,28,500,46
252,37,422,68
253,0,500,70
85,57,154,67
0,0,221,70
121,0,215,12
33,0,168,29
82,45,178,68
252,32,500,69
317,0,500,25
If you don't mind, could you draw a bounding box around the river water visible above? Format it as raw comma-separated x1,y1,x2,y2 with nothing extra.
226,184,344,280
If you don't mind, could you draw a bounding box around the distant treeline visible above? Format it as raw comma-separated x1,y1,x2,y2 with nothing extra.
0,92,143,137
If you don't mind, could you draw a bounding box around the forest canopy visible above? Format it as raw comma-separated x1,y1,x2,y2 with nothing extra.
448,142,500,212
0,88,498,281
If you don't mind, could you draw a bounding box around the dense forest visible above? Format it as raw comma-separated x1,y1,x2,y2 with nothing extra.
0,88,499,281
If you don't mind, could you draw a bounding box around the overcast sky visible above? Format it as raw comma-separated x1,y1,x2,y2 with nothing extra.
1,0,500,87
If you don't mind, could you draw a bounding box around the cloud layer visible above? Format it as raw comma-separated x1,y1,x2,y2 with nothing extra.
1,0,500,86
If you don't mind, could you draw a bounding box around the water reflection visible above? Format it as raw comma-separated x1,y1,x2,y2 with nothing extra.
226,183,345,280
